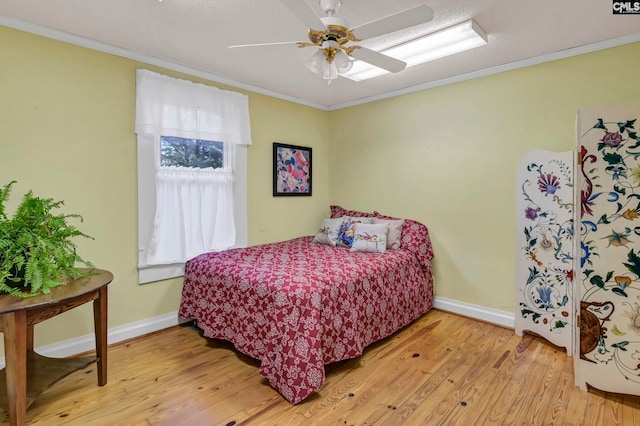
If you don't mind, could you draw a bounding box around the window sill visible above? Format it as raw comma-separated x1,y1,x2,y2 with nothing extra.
138,263,185,284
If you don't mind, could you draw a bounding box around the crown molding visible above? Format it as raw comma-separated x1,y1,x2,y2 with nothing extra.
0,14,329,111
328,32,640,110
2,14,639,111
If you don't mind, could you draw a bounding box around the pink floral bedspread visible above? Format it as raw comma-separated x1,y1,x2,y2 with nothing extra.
179,236,434,404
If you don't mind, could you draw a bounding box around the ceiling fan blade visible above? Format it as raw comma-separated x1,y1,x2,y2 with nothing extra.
228,41,302,49
350,47,406,73
278,0,326,30
351,5,434,40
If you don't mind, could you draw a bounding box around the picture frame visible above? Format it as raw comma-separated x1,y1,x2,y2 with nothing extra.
273,142,312,196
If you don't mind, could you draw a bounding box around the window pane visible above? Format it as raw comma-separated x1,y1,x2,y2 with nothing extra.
160,136,224,169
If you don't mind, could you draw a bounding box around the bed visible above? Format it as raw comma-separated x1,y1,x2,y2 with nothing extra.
178,206,435,404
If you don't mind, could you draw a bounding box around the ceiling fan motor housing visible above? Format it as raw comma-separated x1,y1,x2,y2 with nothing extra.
321,16,349,29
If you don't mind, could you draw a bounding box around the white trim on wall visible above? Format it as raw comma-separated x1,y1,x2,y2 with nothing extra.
0,312,190,369
329,32,640,110
0,15,327,111
434,296,514,329
0,296,514,368
1,15,638,111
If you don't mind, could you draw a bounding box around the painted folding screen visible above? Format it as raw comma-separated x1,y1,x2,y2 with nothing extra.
516,150,574,354
575,104,640,395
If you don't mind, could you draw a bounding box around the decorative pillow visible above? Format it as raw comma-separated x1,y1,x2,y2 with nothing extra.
337,216,374,247
350,223,389,253
313,218,343,246
373,218,404,249
330,205,375,220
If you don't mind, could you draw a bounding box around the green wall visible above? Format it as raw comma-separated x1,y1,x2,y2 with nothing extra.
328,42,640,312
0,26,330,349
1,23,639,351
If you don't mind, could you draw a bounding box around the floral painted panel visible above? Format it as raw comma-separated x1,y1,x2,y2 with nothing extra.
516,150,574,354
575,104,640,395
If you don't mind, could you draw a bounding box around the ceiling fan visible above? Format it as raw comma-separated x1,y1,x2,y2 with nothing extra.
229,0,434,82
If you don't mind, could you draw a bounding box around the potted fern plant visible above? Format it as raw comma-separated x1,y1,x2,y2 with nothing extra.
0,181,94,297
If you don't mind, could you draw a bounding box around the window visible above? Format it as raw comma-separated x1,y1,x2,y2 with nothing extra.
160,137,224,169
135,70,252,284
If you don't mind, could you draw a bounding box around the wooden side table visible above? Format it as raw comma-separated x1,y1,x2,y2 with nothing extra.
0,269,113,426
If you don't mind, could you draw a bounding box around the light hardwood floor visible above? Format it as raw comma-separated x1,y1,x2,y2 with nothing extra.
2,309,639,425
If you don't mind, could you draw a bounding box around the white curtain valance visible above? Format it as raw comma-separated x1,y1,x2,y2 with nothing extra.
135,69,252,145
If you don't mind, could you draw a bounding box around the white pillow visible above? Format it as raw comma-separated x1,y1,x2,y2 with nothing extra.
350,223,389,253
313,218,343,246
373,218,404,249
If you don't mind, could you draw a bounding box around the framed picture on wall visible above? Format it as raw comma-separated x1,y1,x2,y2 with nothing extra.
273,142,312,196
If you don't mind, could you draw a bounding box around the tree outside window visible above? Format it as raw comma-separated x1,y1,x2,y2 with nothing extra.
160,137,223,169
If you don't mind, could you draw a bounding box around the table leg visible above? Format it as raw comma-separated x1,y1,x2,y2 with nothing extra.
93,285,108,386
1,310,27,426
26,325,34,352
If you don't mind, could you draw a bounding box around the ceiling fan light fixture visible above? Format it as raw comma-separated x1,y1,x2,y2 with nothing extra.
306,44,352,81
306,49,339,81
321,39,339,50
334,50,353,73
321,61,339,80
343,19,488,82
396,20,488,67
305,49,326,74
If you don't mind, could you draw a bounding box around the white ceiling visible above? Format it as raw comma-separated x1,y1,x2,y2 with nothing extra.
1,0,639,109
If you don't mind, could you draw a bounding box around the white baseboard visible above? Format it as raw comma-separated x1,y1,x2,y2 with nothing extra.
434,296,515,329
0,311,189,369
0,298,514,368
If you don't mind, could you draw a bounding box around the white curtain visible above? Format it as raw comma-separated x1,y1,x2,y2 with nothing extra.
135,69,252,266
148,167,236,264
135,69,252,144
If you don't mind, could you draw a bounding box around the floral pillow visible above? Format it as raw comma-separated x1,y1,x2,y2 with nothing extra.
351,223,389,253
312,218,343,246
337,216,374,247
373,218,404,249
